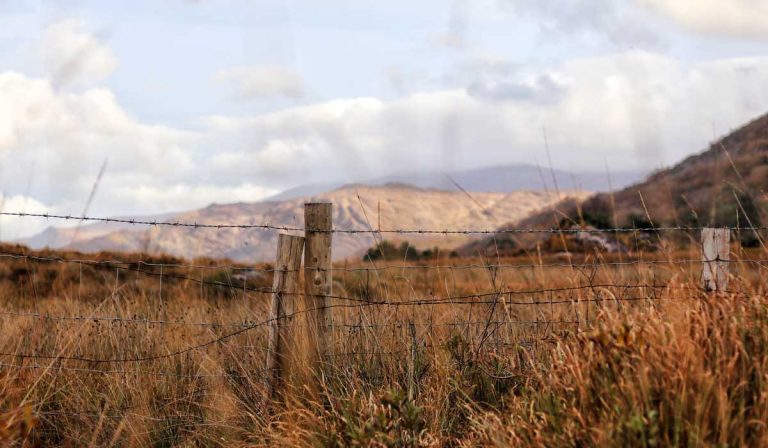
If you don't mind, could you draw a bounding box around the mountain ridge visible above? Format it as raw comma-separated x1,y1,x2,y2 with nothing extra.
462,112,768,255
23,183,590,261
267,164,646,201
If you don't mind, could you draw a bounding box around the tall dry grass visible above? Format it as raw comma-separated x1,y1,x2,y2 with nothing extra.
464,292,768,447
0,244,765,446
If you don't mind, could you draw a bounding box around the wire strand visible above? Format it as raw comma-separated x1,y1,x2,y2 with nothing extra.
3,210,767,234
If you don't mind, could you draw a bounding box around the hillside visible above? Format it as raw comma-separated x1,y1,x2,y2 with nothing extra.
464,112,768,255
19,212,177,249
25,184,587,261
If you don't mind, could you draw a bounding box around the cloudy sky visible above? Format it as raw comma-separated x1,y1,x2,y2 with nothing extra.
1,0,768,237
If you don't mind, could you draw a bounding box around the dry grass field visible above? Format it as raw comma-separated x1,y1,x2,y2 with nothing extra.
0,240,766,446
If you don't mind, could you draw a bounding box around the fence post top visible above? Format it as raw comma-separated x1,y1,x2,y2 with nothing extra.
277,233,305,242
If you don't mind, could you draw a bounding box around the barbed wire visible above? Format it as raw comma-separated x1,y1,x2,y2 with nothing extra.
0,246,731,345
0,297,323,364
328,283,676,306
0,248,694,305
0,253,260,272
4,249,768,281
0,224,748,365
0,361,253,379
0,291,714,364
329,319,582,329
3,210,767,234
0,250,708,330
0,310,260,328
1,207,755,437
0,331,569,375
0,315,273,364
37,409,198,422
0,251,277,295
328,337,564,357
320,258,768,272
0,309,582,329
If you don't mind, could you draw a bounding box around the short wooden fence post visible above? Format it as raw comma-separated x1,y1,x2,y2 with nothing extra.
701,227,729,292
265,233,305,398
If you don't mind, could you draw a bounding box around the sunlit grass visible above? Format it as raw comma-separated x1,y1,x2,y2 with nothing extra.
0,243,765,445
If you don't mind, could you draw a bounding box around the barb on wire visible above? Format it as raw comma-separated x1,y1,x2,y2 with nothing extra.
37,410,198,422
0,361,254,379
0,292,714,364
0,310,258,328
5,248,768,279
3,210,768,234
0,251,276,295
0,252,266,273
0,248,704,303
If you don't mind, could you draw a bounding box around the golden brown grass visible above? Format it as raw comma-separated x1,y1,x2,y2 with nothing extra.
464,294,768,447
0,244,766,446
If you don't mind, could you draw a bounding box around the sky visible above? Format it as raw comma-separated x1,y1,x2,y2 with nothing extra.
1,0,768,238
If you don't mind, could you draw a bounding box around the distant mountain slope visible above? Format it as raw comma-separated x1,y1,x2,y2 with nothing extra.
370,165,645,193
463,112,768,255
267,164,646,201
26,184,588,262
18,212,176,250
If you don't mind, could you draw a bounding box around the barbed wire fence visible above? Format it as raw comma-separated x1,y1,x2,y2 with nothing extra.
0,203,753,430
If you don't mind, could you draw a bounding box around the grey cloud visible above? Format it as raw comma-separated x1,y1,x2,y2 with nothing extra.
501,0,665,49
214,65,305,100
383,66,424,95
467,73,566,103
434,0,470,50
6,51,768,235
204,51,768,194
40,19,118,89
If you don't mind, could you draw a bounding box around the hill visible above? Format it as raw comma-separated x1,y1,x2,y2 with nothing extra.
23,184,588,261
18,211,177,249
463,112,768,255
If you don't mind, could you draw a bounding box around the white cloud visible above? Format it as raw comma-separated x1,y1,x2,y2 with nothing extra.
39,19,118,87
0,194,50,240
2,48,768,239
214,65,305,100
0,70,287,236
638,0,768,39
108,183,278,211
0,72,196,180
202,51,768,185
0,71,203,218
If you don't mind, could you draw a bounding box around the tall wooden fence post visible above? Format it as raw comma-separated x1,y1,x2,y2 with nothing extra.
701,227,729,292
265,233,305,398
304,202,333,376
